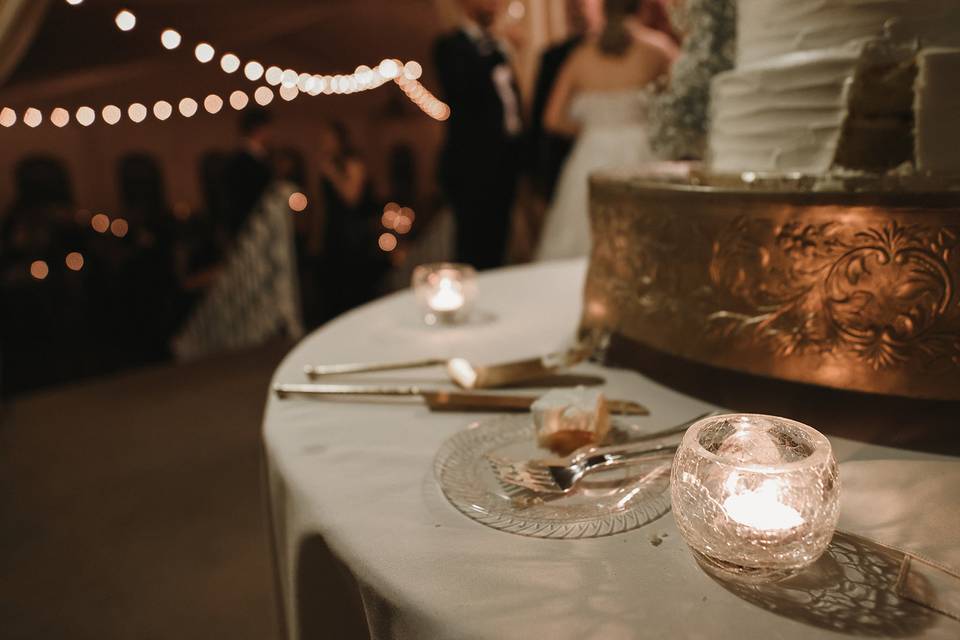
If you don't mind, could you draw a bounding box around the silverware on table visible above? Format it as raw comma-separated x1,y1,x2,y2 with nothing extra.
487,411,722,494
273,383,649,415
302,346,592,389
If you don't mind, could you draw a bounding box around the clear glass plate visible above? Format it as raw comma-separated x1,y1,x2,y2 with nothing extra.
434,414,672,538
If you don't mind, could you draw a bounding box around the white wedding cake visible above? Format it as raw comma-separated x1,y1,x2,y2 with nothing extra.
708,0,960,175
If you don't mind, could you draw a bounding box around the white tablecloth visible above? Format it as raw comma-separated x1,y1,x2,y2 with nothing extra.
262,259,960,640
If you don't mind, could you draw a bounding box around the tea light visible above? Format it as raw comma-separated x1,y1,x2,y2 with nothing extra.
412,263,477,325
671,414,839,582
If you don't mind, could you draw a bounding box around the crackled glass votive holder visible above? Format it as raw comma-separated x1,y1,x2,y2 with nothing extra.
412,263,477,326
671,413,840,582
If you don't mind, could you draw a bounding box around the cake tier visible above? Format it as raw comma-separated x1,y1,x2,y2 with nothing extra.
736,0,960,67
709,45,960,174
581,164,960,400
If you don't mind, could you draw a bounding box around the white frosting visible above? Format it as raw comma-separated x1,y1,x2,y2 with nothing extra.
709,0,960,174
737,0,960,66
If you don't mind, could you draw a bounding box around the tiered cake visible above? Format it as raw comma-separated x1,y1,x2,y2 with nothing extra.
709,0,960,175
581,0,960,404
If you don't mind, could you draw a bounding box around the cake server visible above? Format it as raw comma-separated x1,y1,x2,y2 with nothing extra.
273,383,649,415
302,346,592,389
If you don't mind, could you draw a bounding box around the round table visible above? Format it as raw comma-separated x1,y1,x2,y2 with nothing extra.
263,259,960,640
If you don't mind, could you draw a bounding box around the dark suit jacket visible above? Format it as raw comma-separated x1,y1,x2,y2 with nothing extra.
530,36,582,198
220,150,272,241
433,29,521,195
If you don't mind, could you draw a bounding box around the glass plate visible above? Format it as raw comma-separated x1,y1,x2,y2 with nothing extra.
434,414,672,539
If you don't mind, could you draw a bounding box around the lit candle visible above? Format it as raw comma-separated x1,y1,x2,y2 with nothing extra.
671,414,840,581
428,276,465,313
412,263,477,326
723,479,804,531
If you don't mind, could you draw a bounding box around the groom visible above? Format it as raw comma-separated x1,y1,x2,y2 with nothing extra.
433,0,523,270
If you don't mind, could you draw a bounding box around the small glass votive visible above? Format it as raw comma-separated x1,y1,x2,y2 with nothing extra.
671,414,840,582
412,263,477,326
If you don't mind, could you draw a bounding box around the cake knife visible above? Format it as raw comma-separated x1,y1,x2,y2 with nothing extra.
273,383,649,415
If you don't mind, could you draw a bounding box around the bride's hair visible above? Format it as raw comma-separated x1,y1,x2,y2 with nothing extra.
597,0,642,56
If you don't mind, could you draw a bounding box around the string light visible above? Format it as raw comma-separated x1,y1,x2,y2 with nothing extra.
51,107,70,128
76,106,95,126
254,86,274,106
30,261,49,280
91,213,110,233
204,94,223,114
110,218,129,238
378,233,398,252
0,107,15,127
23,108,42,128
288,192,308,212
161,29,182,50
229,91,249,110
128,102,147,123
115,10,136,32
178,97,198,117
195,43,215,63
65,252,85,271
220,53,240,74
102,105,122,125
153,100,173,120
244,61,264,82
17,3,451,132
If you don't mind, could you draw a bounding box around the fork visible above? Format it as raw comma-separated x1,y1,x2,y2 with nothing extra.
487,411,721,494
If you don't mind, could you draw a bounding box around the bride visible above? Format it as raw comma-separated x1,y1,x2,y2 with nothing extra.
536,0,677,261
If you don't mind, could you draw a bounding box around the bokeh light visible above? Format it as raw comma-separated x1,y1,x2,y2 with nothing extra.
281,69,298,88
265,66,283,86
254,87,274,106
0,107,15,127
23,108,42,128
288,192,308,212
194,43,215,63
204,94,224,114
115,10,136,32
161,29,181,49
178,97,198,117
229,91,249,110
65,252,84,271
403,61,423,80
378,59,399,79
220,53,241,74
128,103,147,123
76,106,95,126
279,85,298,101
102,105,122,124
110,218,129,238
378,233,398,252
91,213,110,233
30,260,49,280
244,61,264,81
153,100,173,120
51,107,70,128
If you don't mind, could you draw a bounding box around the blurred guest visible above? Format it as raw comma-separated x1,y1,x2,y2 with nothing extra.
220,108,274,244
317,122,388,320
433,0,523,270
110,154,181,364
536,0,677,261
530,0,605,200
0,156,88,393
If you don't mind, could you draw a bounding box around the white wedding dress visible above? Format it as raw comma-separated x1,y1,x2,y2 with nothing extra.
536,88,655,261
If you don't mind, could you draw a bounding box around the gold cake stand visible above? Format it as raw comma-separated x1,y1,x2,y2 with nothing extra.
582,163,960,409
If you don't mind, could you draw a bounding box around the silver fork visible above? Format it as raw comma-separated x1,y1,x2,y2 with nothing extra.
487,411,721,495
